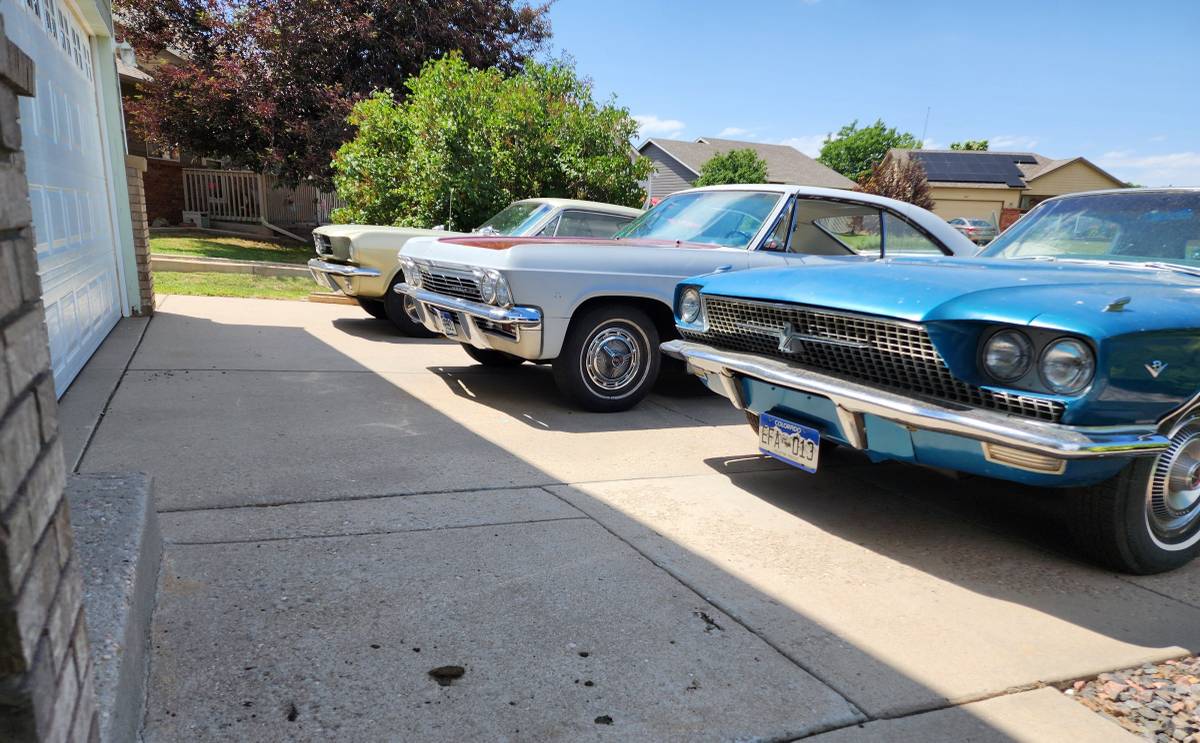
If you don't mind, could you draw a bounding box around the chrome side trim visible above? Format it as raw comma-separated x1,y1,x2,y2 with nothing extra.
663,339,1169,459
395,283,542,325
307,259,381,277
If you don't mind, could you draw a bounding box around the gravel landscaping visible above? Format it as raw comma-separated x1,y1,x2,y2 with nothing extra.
1067,656,1200,741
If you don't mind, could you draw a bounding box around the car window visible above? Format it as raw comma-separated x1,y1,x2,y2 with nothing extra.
536,215,561,236
763,198,795,250
949,218,965,225
884,214,944,254
476,202,554,235
968,219,994,228
614,190,781,248
556,210,634,238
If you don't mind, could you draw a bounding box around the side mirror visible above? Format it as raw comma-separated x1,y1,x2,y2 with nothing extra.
431,224,446,231
762,239,783,251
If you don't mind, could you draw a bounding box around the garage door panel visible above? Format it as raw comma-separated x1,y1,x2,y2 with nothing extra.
4,0,121,395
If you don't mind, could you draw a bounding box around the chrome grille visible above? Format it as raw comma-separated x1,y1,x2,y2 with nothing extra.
686,295,1064,422
418,266,482,302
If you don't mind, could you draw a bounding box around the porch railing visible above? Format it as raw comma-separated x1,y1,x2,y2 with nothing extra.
182,168,344,229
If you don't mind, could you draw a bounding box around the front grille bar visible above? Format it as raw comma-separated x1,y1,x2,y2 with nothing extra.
688,295,1064,422
418,266,483,302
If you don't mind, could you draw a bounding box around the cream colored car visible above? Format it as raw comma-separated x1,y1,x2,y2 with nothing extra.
308,198,642,335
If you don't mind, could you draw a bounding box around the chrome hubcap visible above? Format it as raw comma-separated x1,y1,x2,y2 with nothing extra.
583,326,642,393
1147,424,1200,543
402,295,422,323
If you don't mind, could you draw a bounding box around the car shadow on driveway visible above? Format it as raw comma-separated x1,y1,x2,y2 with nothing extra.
427,363,747,433
331,316,458,345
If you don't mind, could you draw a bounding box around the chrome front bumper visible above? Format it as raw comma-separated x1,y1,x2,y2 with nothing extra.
662,339,1170,459
395,283,543,358
307,259,381,294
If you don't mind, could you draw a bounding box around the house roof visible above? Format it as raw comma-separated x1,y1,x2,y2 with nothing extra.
885,148,1125,190
639,137,856,190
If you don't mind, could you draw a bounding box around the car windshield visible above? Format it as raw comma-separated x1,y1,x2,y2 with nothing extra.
613,190,782,248
475,202,553,235
982,192,1200,266
968,219,993,228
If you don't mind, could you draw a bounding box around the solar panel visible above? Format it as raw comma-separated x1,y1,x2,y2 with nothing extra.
910,152,1030,187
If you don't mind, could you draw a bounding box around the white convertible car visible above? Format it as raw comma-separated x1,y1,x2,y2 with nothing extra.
396,185,975,411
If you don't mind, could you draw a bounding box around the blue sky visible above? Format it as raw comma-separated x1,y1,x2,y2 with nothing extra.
545,0,1200,186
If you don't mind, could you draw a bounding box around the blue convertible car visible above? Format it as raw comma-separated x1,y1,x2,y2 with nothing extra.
664,189,1200,574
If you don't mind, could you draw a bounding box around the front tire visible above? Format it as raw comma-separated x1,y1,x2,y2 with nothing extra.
553,305,660,412
1068,420,1200,574
357,297,387,320
384,283,437,338
461,344,524,367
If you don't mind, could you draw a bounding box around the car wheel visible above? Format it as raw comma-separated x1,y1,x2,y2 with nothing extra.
1068,419,1200,574
383,282,437,338
461,344,525,367
356,297,387,320
553,304,660,412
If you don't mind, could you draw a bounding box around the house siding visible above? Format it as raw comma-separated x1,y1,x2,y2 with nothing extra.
642,143,696,200
1023,161,1123,197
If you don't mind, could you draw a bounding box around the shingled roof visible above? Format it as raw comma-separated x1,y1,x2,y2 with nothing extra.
640,137,856,190
886,148,1124,190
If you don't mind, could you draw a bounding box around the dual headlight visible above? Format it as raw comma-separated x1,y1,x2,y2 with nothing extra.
982,330,1094,395
473,267,512,308
678,287,703,325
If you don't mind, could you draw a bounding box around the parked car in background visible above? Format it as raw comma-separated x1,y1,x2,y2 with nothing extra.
308,199,642,335
395,185,974,411
948,217,998,245
665,188,1200,573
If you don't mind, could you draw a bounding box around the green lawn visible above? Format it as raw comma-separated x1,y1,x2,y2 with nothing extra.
154,271,314,301
150,230,311,264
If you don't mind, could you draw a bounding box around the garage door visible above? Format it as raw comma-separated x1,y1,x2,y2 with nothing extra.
4,0,121,395
936,200,1005,226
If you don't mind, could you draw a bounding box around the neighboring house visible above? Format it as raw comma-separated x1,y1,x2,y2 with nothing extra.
637,137,856,200
3,0,149,394
882,149,1126,228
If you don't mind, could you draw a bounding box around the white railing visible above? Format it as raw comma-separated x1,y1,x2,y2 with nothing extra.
182,168,344,226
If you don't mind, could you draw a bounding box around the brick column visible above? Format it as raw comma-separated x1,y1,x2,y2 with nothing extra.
0,19,99,743
124,156,154,315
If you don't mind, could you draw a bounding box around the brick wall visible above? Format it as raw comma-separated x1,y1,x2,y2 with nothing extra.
0,19,98,743
1000,207,1023,231
125,156,154,315
143,159,183,225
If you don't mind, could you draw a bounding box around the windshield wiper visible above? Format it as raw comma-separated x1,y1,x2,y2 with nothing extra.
1139,261,1200,279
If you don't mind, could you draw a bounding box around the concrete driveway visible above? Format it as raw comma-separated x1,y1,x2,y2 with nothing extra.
76,296,1199,741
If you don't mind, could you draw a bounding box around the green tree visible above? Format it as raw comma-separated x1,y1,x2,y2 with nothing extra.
950,140,989,151
817,119,921,181
332,55,651,229
693,149,769,186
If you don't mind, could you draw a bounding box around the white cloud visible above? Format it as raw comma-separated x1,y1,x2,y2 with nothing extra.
776,134,827,157
1149,134,1168,143
634,114,685,140
1096,150,1200,187
922,138,944,150
989,135,1039,151
718,126,752,138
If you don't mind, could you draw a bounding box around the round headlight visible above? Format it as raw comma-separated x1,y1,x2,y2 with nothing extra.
1040,338,1094,395
476,269,497,304
983,330,1033,382
492,273,512,308
400,257,420,288
679,288,702,324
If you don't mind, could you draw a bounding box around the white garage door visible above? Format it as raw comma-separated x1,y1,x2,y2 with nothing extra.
936,200,1005,225
4,0,121,395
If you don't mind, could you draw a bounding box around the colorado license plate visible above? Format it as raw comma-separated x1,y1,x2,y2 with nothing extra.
435,308,458,337
758,412,820,473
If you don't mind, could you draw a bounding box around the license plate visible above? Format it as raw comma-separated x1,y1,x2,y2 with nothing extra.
758,412,820,473
435,309,458,337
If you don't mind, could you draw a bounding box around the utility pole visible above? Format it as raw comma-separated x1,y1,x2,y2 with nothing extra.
920,107,931,147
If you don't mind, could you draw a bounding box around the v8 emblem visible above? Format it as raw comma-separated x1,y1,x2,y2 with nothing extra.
1145,360,1168,379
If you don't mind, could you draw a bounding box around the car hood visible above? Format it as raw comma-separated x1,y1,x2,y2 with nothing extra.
694,256,1200,336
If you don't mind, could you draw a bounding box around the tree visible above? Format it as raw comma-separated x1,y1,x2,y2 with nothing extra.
950,140,989,151
115,0,551,185
694,149,769,186
331,55,651,229
817,119,921,182
858,157,935,211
